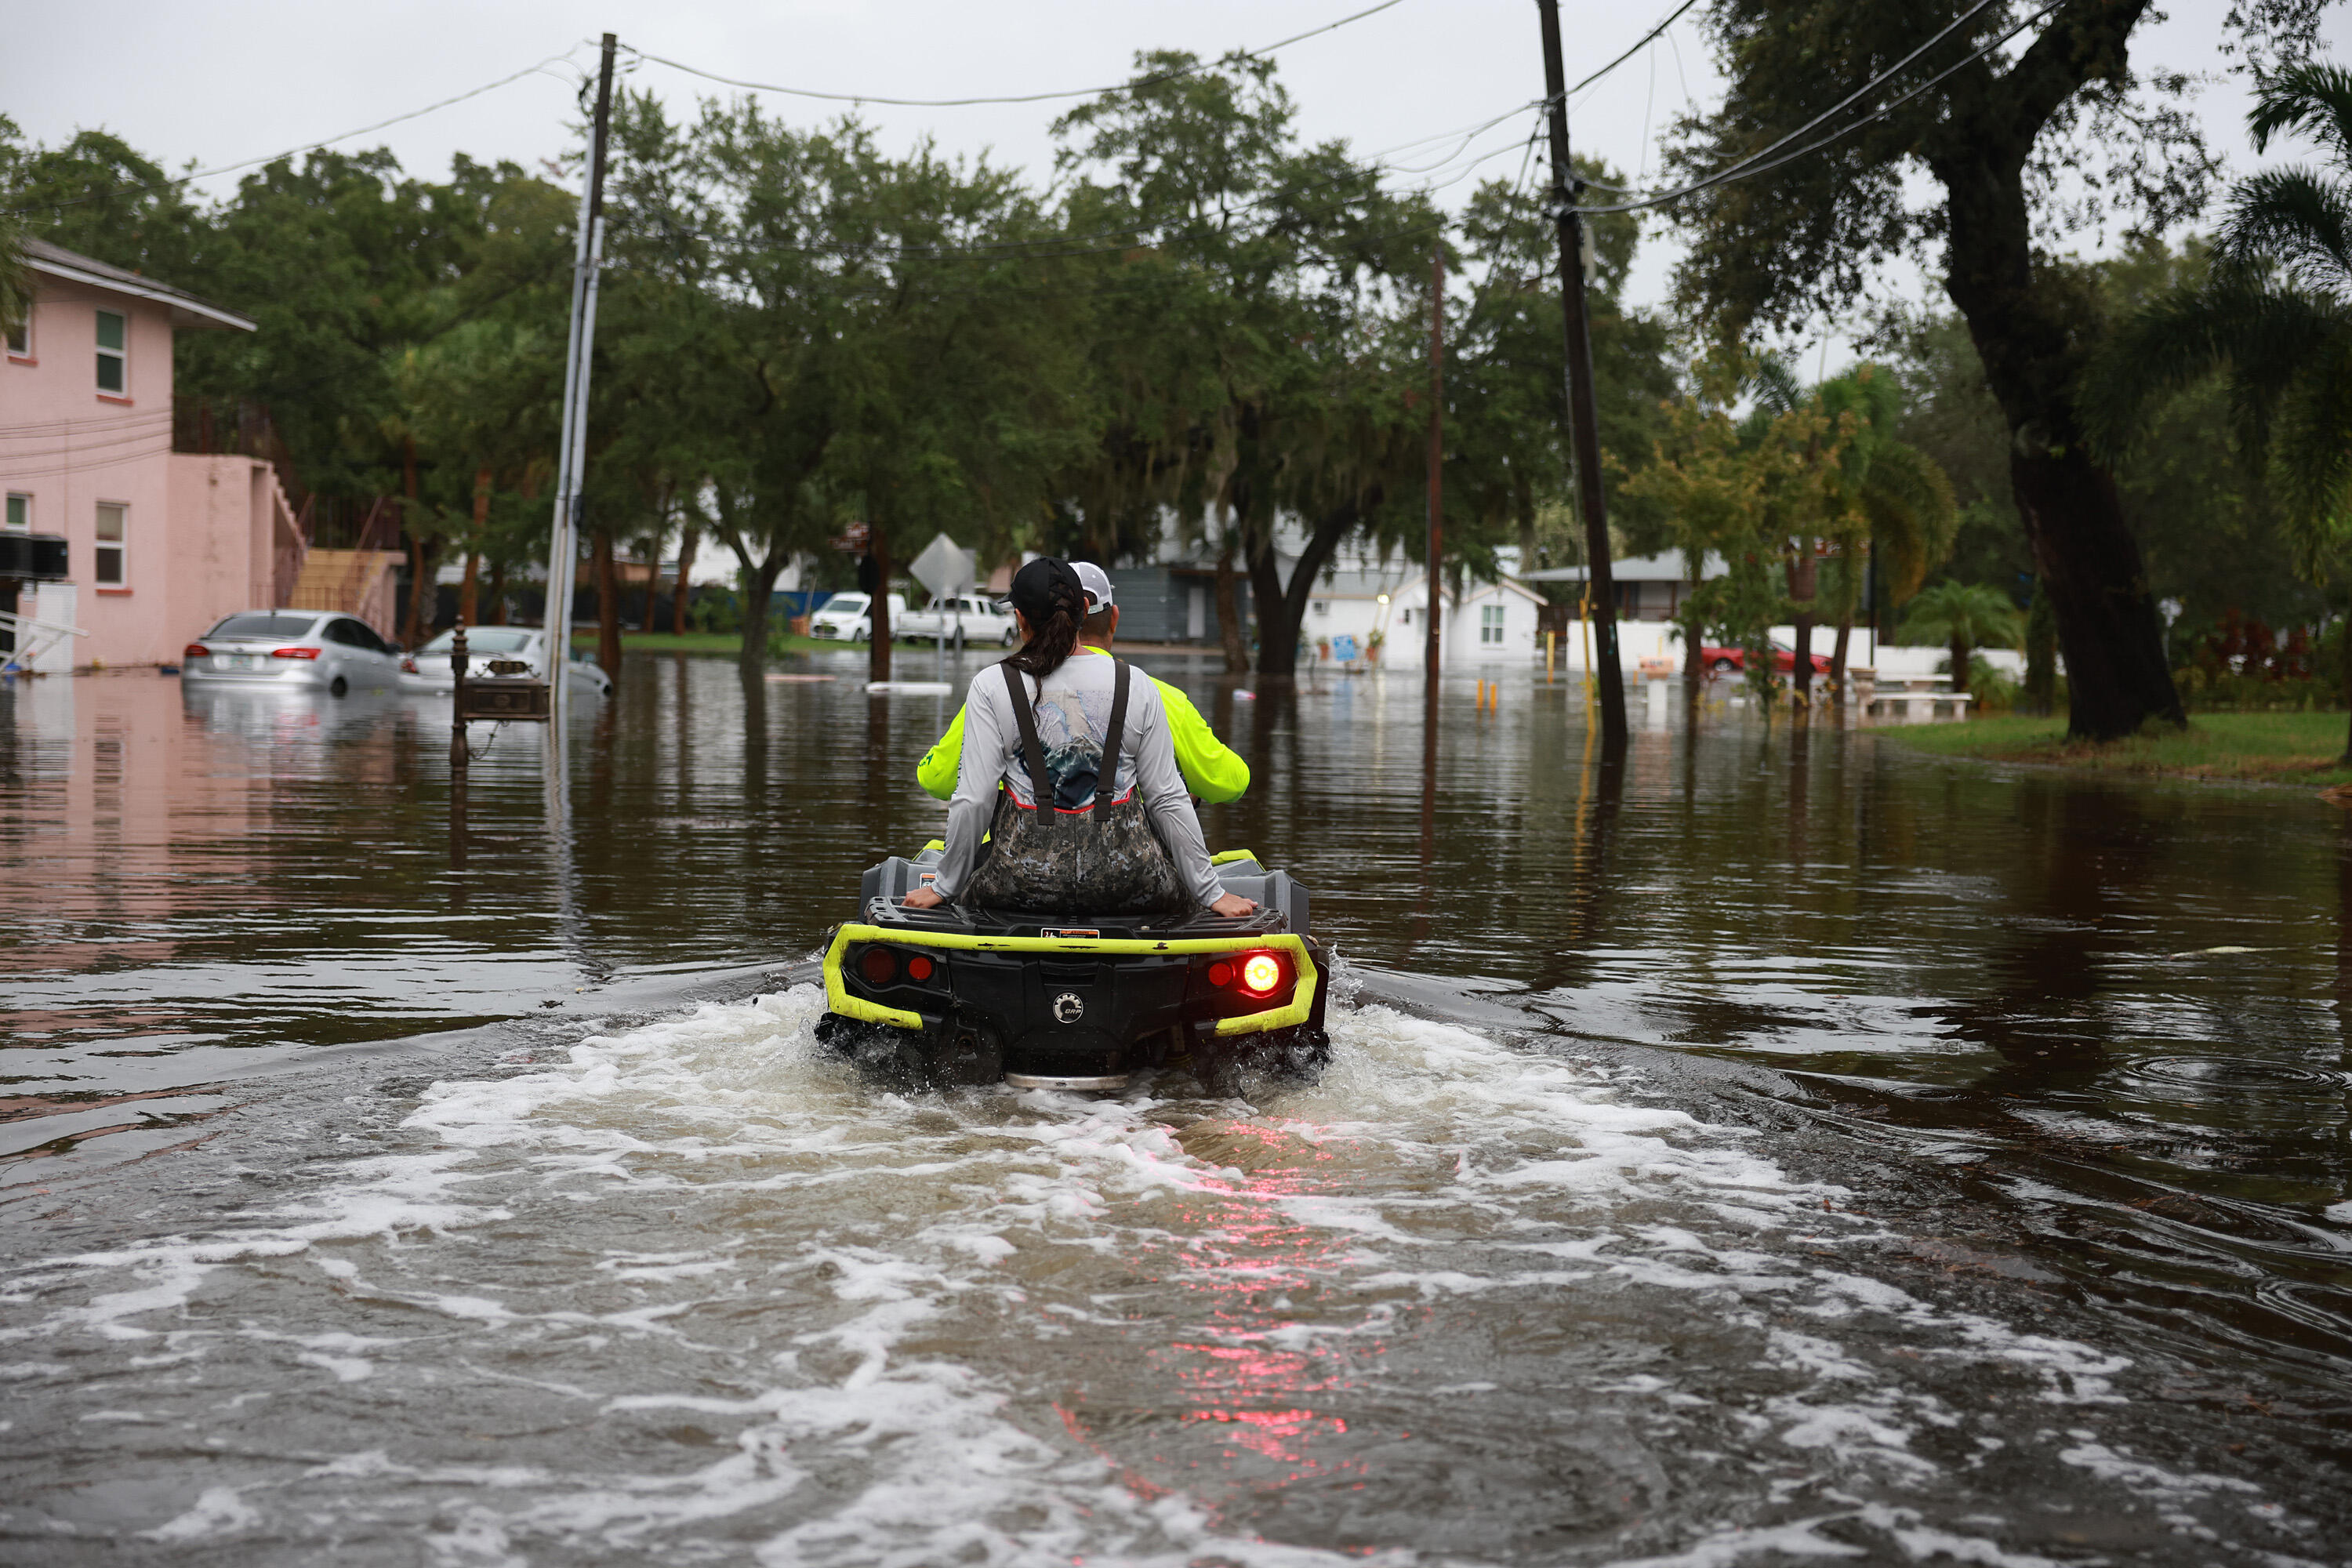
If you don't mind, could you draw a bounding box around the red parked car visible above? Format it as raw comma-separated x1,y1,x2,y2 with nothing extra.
1698,641,1833,677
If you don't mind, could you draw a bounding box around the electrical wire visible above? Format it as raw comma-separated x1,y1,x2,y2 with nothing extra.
1578,0,2046,214
2,49,588,216
1565,0,1703,101
617,0,1407,108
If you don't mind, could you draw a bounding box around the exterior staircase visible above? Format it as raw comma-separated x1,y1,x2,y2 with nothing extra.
288,548,401,642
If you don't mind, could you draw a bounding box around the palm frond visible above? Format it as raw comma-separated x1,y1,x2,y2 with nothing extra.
2248,62,2352,165
1859,441,1958,604
2220,168,2352,296
2267,339,2352,576
2078,273,2350,459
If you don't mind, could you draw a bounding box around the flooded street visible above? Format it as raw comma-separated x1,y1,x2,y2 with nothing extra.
4,650,2350,1565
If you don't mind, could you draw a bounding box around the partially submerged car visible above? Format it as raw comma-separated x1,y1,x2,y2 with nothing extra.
181,611,401,697
398,626,612,697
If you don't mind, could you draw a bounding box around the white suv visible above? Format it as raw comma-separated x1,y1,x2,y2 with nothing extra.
808,591,906,641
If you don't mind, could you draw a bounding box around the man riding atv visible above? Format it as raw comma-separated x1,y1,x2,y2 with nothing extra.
916,561,1249,808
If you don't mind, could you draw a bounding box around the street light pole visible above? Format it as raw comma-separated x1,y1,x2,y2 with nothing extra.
1425,248,1444,686
546,31,617,751
1535,0,1628,748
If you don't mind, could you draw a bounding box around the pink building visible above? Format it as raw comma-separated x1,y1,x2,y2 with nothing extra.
1,239,310,671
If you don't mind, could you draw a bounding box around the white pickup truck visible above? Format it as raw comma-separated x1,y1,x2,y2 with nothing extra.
897,593,1017,647
808,591,906,642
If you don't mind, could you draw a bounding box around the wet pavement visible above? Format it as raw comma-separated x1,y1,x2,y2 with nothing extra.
2,650,2348,1565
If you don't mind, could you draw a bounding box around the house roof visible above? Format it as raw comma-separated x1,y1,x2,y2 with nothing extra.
24,239,256,332
1522,550,1727,584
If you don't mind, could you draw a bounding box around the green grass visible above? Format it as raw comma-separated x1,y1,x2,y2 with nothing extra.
1882,710,2352,790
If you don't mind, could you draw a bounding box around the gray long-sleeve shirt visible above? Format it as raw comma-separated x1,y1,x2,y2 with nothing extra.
931,650,1225,907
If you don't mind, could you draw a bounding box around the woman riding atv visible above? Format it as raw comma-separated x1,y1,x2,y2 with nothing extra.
901,557,1257,920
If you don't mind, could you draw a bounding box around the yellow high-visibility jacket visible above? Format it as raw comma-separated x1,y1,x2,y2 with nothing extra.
917,646,1250,804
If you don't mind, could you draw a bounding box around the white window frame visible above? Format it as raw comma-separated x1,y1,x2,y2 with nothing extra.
95,307,127,397
4,492,27,532
1480,604,1506,644
94,501,127,586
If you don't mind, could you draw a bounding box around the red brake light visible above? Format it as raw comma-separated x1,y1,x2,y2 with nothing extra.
401,657,418,673
183,644,209,660
906,953,935,982
271,645,322,660
858,946,899,986
1239,952,1286,997
1207,961,1233,988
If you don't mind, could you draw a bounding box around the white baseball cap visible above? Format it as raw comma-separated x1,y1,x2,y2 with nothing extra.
1073,561,1115,612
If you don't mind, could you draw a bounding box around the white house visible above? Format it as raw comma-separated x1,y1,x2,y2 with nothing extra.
1298,568,1548,670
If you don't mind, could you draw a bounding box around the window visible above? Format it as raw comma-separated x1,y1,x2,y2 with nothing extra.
208,613,321,641
1398,607,1412,626
5,310,28,358
4,493,26,531
94,503,125,584
95,309,126,394
1480,604,1505,644
1311,600,1329,616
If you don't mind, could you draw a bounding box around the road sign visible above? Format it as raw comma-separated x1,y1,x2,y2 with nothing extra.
907,532,975,600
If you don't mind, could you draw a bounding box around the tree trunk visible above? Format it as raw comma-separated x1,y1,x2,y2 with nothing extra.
401,435,429,650
673,526,698,635
739,553,784,672
2340,591,2351,764
868,524,893,684
1248,490,1376,681
459,463,489,628
593,528,622,680
1931,47,2181,742
1951,637,1973,695
1788,541,1817,702
485,561,507,625
1215,548,1248,674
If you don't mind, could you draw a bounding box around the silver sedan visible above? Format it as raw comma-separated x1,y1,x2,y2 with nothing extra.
398,626,612,697
181,610,401,697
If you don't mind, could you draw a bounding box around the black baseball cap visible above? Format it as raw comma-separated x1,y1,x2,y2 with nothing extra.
1010,557,1082,620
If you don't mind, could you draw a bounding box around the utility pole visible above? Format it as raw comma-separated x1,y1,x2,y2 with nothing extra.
1424,249,1445,686
1535,0,1628,748
546,31,617,747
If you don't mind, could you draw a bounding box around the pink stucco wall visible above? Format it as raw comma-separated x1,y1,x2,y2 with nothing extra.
0,272,277,666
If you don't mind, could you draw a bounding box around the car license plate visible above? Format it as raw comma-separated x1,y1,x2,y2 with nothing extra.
234,654,267,670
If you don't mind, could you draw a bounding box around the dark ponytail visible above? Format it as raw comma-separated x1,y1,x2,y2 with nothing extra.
1007,574,1083,678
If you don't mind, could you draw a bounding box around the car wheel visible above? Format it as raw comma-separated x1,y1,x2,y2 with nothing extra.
329,675,349,698
1002,628,1018,647
853,627,869,642
1710,657,1738,674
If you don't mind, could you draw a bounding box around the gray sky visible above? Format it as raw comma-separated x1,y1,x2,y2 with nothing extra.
12,0,2347,357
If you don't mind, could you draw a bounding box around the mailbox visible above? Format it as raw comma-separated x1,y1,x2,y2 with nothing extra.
458,680,551,720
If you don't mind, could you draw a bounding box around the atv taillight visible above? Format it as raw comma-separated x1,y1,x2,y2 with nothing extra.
859,946,899,986
906,953,935,982
1238,951,1287,998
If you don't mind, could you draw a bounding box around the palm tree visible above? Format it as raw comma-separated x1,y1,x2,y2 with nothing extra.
1812,368,1957,688
2082,63,2352,762
1900,581,2024,696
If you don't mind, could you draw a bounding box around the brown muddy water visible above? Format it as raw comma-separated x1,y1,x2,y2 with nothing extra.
2,649,2349,1566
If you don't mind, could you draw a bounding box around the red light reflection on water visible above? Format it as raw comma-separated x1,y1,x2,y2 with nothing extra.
1051,1117,1402,1513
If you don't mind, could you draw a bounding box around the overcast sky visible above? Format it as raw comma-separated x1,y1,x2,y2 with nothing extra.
13,0,2349,361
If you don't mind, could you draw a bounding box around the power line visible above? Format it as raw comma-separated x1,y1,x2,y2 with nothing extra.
618,0,1407,108
2,49,587,216
1566,0,1703,100
1577,0,2042,214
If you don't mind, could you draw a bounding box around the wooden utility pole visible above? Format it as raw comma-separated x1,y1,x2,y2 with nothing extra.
1425,249,1445,683
1535,0,1628,747
546,31,617,742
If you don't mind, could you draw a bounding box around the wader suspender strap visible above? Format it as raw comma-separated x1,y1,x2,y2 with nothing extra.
1000,662,1054,810
1099,660,1131,809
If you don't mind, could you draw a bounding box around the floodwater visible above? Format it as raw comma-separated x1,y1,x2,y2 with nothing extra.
3,649,2350,1566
